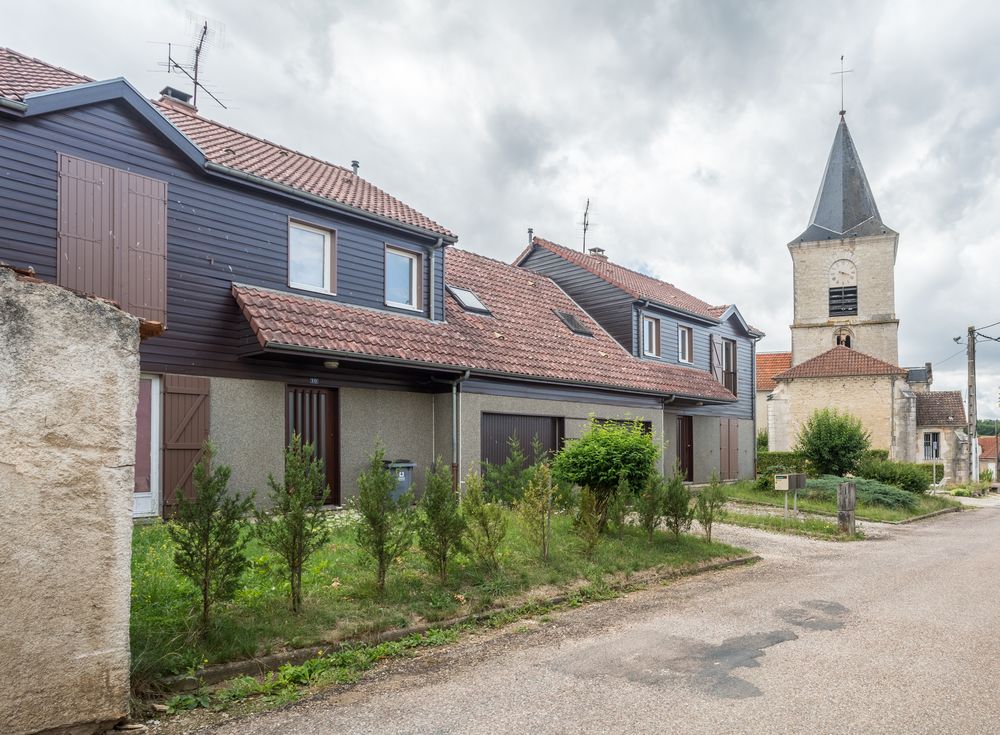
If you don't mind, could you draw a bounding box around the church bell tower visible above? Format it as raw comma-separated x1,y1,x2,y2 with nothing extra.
788,115,900,366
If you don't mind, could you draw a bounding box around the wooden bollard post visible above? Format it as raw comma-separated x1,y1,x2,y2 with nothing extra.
838,481,856,535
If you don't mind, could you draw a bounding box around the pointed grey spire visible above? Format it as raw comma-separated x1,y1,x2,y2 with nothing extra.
796,116,895,241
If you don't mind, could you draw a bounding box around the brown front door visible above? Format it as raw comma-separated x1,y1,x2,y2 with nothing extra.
720,418,740,480
286,386,339,505
677,416,694,482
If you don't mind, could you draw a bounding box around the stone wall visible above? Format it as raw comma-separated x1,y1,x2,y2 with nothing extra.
0,267,138,735
789,233,900,366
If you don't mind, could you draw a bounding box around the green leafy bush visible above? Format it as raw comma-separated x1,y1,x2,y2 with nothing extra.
461,470,507,571
695,474,727,543
804,475,917,511
574,487,601,557
756,430,769,451
354,445,417,594
795,409,871,476
856,459,930,495
168,441,253,631
518,462,556,562
482,435,533,504
552,418,658,530
662,471,694,541
417,459,466,584
255,435,332,613
982,467,995,484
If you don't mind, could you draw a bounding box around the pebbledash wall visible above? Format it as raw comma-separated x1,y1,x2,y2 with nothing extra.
789,234,900,366
0,267,137,735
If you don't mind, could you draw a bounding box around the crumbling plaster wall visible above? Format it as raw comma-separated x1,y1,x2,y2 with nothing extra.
0,268,138,735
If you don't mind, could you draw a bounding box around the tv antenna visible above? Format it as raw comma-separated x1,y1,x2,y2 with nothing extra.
581,198,592,252
155,13,228,109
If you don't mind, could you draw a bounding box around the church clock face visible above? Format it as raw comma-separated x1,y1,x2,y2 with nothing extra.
829,259,857,287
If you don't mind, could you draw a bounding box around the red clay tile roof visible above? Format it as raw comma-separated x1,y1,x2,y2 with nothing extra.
757,351,792,391
774,346,906,381
523,237,719,320
979,436,1000,461
233,248,737,401
0,47,454,239
915,391,967,427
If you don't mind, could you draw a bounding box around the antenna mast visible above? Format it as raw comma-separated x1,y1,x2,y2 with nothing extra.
581,198,591,252
157,13,228,109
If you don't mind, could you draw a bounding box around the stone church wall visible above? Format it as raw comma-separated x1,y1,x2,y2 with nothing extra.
767,374,895,452
0,267,138,735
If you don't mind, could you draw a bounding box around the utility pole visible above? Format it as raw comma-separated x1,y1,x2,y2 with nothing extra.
968,325,978,482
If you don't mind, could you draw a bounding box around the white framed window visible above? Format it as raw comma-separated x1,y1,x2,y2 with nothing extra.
385,245,422,310
133,374,161,518
678,326,693,363
642,316,661,357
288,221,335,293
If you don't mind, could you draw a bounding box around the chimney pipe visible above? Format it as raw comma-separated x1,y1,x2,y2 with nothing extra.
588,246,608,261
351,160,360,175
527,227,533,246
158,86,197,113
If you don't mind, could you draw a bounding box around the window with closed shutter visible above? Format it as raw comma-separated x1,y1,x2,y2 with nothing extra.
57,153,167,325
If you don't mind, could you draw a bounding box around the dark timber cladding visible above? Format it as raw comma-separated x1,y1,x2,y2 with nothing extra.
481,413,564,467
57,153,167,324
286,386,339,505
162,374,210,516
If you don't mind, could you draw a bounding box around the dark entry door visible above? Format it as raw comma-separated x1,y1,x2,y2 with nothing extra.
286,386,339,505
676,416,694,482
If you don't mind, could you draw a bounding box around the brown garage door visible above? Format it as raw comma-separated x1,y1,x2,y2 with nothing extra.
481,413,564,468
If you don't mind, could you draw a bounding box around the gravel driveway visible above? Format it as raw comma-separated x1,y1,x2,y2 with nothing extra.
201,505,1000,735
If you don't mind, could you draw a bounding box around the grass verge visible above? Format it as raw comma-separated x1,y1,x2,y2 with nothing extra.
721,510,863,540
132,511,744,690
724,481,960,523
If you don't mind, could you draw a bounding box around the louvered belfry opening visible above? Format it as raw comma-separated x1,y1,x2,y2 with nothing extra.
829,286,858,316
285,386,339,505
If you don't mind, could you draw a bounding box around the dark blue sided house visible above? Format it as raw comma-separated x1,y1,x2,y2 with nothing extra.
516,237,763,482
1,49,756,519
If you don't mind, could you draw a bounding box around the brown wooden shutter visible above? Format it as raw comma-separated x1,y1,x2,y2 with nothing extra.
728,418,739,480
57,155,116,299
719,419,730,480
710,334,724,382
162,375,210,516
117,170,168,324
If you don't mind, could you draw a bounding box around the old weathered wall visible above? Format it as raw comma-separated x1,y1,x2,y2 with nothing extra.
0,267,138,735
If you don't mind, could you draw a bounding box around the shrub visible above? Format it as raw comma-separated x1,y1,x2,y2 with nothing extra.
518,461,556,562
756,430,769,451
635,476,666,543
983,467,995,484
552,418,658,530
605,476,633,538
354,445,417,594
417,459,467,584
574,487,601,557
757,451,811,477
795,408,870,476
662,470,694,541
695,473,727,543
255,435,332,613
167,441,253,631
461,470,507,572
482,435,533,504
804,475,918,511
856,459,930,495
863,449,890,463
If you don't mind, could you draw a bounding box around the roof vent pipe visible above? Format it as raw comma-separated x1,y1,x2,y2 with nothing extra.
351,160,360,175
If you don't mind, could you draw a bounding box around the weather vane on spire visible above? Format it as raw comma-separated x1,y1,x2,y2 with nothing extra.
832,55,853,117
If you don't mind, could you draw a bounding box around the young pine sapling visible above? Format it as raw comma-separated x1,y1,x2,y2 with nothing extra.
417,459,467,584
461,469,508,572
574,486,602,557
695,472,727,543
635,475,666,543
662,469,694,541
518,461,556,562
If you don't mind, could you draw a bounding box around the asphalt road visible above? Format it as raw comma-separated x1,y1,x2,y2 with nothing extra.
205,503,1000,735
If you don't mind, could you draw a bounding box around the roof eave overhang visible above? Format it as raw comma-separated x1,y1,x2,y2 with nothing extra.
637,298,720,327
254,340,736,404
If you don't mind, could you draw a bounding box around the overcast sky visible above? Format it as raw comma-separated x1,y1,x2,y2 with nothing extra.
9,0,1000,419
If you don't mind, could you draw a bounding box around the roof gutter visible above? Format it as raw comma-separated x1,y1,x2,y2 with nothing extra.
257,341,736,404
0,97,27,114
204,161,458,245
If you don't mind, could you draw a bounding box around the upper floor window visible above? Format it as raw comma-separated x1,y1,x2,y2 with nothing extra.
829,286,858,316
385,245,422,310
924,432,941,460
722,338,737,395
643,316,661,357
288,221,335,293
678,326,693,364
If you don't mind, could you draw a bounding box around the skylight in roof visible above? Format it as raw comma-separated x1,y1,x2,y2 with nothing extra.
447,285,490,314
553,309,593,337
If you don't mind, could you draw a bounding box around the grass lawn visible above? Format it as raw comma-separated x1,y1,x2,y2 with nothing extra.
132,510,744,687
724,481,960,523
720,510,863,540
